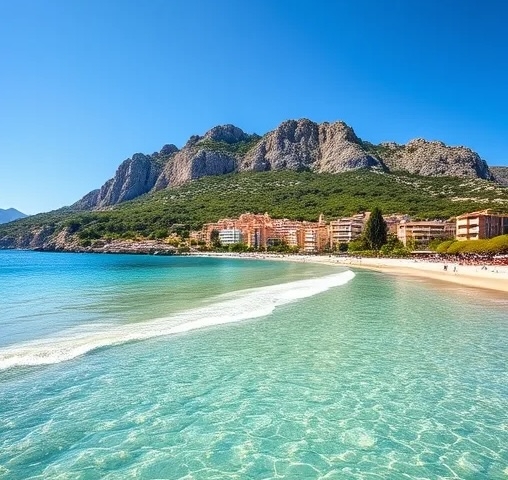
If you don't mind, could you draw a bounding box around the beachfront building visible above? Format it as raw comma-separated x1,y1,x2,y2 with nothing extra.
235,213,275,248
194,213,332,251
303,225,329,253
456,209,508,241
397,221,456,248
329,214,366,248
271,218,305,247
199,213,274,248
218,228,243,245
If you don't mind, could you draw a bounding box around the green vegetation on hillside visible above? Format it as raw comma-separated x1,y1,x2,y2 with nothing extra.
194,136,261,157
1,170,507,246
360,140,402,161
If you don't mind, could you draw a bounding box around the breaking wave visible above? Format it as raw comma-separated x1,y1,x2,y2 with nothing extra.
0,270,355,370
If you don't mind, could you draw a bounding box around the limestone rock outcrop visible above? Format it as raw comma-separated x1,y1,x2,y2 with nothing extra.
316,121,382,173
153,125,256,189
240,119,382,172
72,189,100,210
73,143,179,209
491,166,508,186
203,124,251,144
154,149,237,189
74,153,161,209
376,139,493,179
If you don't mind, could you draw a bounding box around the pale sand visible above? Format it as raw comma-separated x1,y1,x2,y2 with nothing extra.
192,253,508,294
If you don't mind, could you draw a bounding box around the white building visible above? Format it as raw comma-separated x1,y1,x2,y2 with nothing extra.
218,228,243,245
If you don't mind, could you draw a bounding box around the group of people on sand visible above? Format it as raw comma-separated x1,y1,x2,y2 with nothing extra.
443,264,458,273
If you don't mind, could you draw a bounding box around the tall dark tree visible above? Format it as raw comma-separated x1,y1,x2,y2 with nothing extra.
210,229,221,248
363,207,388,250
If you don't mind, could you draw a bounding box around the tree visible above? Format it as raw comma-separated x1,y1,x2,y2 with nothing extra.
363,207,388,250
337,242,349,252
348,239,367,252
379,234,405,255
210,229,221,248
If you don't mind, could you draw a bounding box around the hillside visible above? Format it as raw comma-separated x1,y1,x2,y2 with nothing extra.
0,208,27,224
73,119,496,210
1,170,507,250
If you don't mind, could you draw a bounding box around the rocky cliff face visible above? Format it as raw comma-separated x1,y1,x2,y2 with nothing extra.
154,149,238,189
203,124,251,143
241,119,320,171
375,139,493,179
154,125,255,189
240,119,381,173
95,153,161,207
75,119,498,210
491,166,508,186
317,121,382,173
72,189,100,210
73,145,179,210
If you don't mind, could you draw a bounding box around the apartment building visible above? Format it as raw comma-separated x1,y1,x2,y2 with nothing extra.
456,210,508,241
303,225,329,253
329,214,366,247
271,218,305,247
218,228,243,245
397,221,456,247
235,213,274,248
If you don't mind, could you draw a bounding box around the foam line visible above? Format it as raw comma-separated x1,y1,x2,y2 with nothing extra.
0,270,355,370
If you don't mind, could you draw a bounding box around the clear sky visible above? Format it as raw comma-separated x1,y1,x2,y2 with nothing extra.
1,0,507,214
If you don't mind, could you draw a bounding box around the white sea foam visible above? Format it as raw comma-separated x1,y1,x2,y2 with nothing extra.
0,270,355,370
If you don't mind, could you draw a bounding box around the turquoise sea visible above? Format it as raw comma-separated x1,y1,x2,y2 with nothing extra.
0,251,507,479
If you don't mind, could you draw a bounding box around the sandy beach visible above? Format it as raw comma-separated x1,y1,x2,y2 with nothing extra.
193,252,508,294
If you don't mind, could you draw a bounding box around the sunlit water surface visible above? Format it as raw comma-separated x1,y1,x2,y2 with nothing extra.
0,251,507,479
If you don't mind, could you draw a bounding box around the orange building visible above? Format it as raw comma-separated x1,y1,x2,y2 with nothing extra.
456,209,508,241
303,224,329,253
397,221,456,247
200,213,275,248
195,213,330,251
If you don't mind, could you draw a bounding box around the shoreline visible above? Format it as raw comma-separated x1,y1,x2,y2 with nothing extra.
5,247,508,294
191,252,508,294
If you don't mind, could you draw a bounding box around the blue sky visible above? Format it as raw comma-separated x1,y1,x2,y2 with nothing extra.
1,0,507,214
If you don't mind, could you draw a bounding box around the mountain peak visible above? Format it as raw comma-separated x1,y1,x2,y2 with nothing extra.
203,124,250,144
0,208,28,224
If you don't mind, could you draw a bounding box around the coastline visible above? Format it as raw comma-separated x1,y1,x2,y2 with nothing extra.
192,252,508,294
4,247,507,294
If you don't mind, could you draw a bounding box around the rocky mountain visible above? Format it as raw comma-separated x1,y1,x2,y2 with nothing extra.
241,120,382,173
491,166,508,186
74,119,498,210
73,146,178,210
369,139,493,179
0,208,27,224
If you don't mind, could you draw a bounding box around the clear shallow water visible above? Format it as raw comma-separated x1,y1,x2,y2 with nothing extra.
0,252,507,479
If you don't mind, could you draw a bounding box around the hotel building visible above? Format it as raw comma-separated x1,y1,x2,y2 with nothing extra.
303,224,329,253
328,214,367,247
218,228,243,245
456,210,508,241
397,221,456,248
